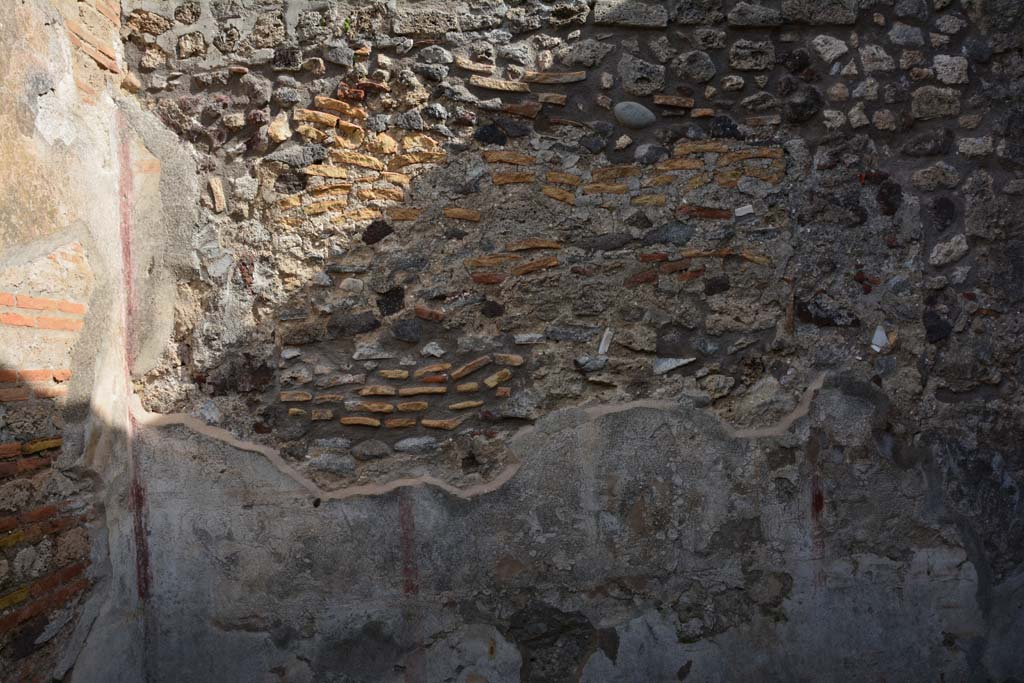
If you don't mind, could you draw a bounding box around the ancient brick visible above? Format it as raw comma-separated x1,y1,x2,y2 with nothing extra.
468,75,530,92
632,194,668,207
511,256,559,276
542,186,576,204
387,207,423,221
294,108,340,128
0,312,36,328
483,151,536,166
444,207,482,222
523,71,587,84
653,95,696,108
494,354,525,367
625,269,658,288
451,356,492,380
378,370,410,380
359,386,397,396
545,172,581,186
397,401,429,412
301,164,349,179
398,386,448,396
483,369,513,388
456,383,480,393
384,418,417,428
421,417,463,430
329,150,385,171
656,158,705,171
506,239,561,251
592,165,642,182
454,56,495,74
36,317,83,331
388,152,447,170
582,183,628,194
15,295,57,311
280,391,313,402
471,272,508,285
449,400,484,410
339,416,381,427
353,402,395,414
673,141,731,155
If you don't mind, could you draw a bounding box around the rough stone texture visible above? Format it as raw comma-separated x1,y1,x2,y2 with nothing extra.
1,0,1023,680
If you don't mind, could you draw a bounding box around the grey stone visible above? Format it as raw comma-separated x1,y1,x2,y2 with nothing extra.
613,101,657,129
934,55,968,84
323,41,354,68
594,0,669,27
394,437,439,454
929,234,969,266
642,222,694,246
888,23,925,47
782,0,857,24
673,0,726,25
729,40,776,71
308,452,357,476
672,50,716,83
860,45,895,72
557,39,614,68
728,1,782,26
811,35,849,63
352,440,391,461
634,144,670,165
911,86,962,120
574,355,608,374
653,357,696,375
617,54,665,96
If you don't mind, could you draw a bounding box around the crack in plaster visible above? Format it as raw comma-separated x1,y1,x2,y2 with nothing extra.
128,372,826,502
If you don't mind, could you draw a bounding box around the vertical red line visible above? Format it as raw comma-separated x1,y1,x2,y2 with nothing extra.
117,111,151,601
398,493,424,681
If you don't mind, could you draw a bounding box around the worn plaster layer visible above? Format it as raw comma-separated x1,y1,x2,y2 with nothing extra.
132,395,1022,682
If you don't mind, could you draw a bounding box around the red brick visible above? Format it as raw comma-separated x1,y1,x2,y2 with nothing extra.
0,387,31,403
0,292,13,306
677,205,732,220
21,437,62,455
0,516,15,533
677,268,705,282
36,317,83,332
56,301,86,315
639,252,669,262
0,370,19,383
0,312,36,327
413,304,445,322
0,442,20,459
52,369,72,382
624,269,658,288
20,505,59,524
0,577,88,635
31,384,68,399
15,295,57,311
659,261,691,274
471,272,507,285
19,370,53,383
16,456,52,475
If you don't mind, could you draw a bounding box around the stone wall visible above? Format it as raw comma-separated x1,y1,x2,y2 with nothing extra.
2,0,1024,680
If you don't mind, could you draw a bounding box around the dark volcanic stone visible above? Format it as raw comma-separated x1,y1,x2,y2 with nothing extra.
704,275,731,296
797,296,860,327
931,196,956,230
642,222,694,246
266,144,327,168
377,287,405,316
327,311,380,337
274,171,305,194
656,323,691,357
391,318,422,344
877,180,903,216
508,603,596,683
362,220,394,245
352,439,390,461
579,233,634,251
901,128,954,157
474,123,508,145
708,115,743,139
923,310,952,343
481,299,505,318
783,85,823,123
